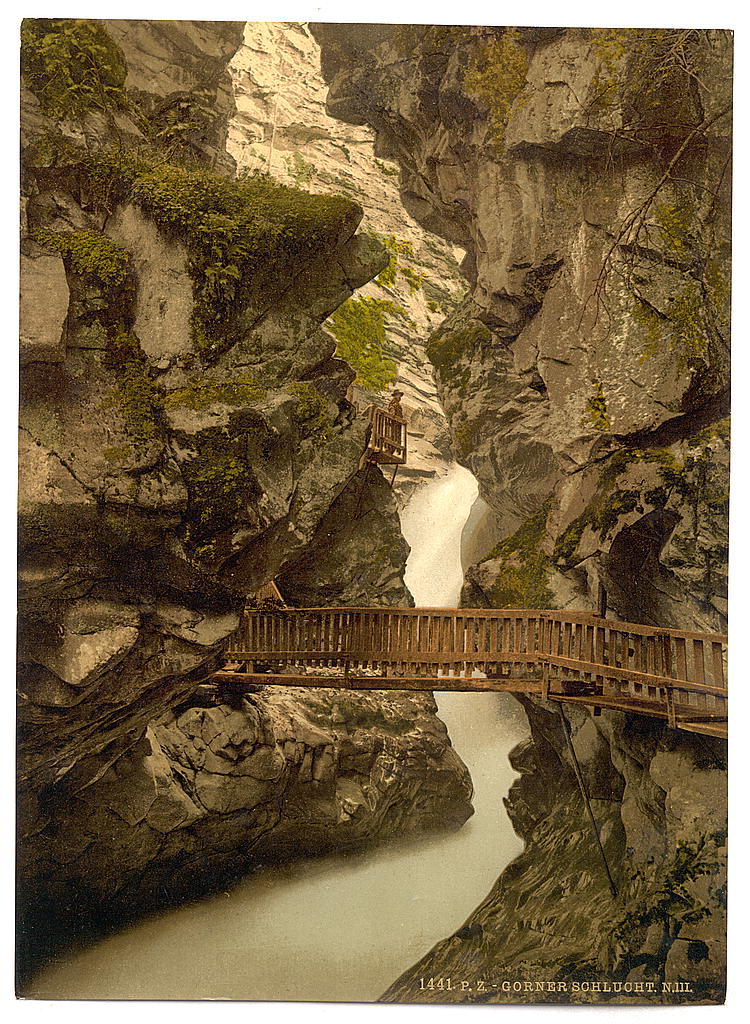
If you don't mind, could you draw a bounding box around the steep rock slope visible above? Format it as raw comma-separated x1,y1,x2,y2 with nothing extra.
18,18,473,976
313,23,730,1002
382,700,726,1004
228,21,466,499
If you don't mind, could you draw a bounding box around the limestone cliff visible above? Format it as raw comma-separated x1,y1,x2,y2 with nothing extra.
313,23,730,1003
228,21,465,501
17,18,473,979
313,24,730,629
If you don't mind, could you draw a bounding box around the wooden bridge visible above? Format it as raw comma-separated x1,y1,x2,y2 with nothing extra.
217,606,728,739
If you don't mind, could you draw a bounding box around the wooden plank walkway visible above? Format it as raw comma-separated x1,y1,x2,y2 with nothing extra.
220,607,727,739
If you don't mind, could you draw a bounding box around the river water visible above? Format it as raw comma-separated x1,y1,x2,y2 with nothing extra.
27,462,528,1002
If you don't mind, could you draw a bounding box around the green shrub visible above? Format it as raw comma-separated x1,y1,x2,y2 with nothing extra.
326,296,407,392
21,19,128,118
33,228,132,289
372,233,428,293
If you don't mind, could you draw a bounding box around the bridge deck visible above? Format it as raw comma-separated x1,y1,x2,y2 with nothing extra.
222,606,727,739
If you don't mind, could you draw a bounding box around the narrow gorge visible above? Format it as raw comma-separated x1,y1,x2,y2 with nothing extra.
18,19,729,1005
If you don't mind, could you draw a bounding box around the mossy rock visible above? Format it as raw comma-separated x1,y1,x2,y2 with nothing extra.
165,372,267,412
482,498,556,608
426,320,490,383
21,19,128,119
326,296,405,392
76,147,361,359
33,228,132,290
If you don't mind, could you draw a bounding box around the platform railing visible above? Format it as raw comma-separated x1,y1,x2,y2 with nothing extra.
365,405,407,465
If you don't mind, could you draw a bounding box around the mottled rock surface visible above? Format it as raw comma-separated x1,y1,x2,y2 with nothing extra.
382,700,726,1004
313,23,731,630
313,23,730,1004
20,686,472,976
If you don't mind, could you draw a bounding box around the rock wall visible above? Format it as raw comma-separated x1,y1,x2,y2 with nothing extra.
228,21,464,501
382,701,726,1004
313,24,731,629
20,685,471,979
18,18,473,978
312,23,730,1003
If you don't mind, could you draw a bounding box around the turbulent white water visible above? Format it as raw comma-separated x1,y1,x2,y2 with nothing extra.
27,462,528,1002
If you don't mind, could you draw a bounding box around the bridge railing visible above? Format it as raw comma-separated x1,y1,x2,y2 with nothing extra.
227,606,727,727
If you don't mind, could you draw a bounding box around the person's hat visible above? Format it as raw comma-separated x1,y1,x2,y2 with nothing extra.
392,389,404,397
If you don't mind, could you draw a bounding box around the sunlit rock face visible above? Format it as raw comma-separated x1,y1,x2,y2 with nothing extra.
228,21,465,501
19,19,474,970
19,18,391,799
312,24,731,632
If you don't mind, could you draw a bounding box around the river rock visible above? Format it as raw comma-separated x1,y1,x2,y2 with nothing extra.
19,687,472,976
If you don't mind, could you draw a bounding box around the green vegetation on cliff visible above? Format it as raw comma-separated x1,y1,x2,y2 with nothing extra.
582,379,611,432
464,29,529,149
165,371,267,411
21,19,128,118
553,434,728,569
326,296,404,392
79,148,359,358
284,382,334,441
181,437,259,555
33,228,132,289
372,233,428,294
426,320,490,387
481,498,556,608
103,360,165,444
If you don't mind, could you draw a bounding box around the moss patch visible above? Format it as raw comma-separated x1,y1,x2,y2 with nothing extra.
285,381,333,441
326,296,405,392
464,29,529,150
426,320,490,385
102,360,165,444
582,378,611,432
481,498,556,608
33,228,132,289
165,371,266,411
553,445,692,566
78,148,359,359
181,438,259,554
634,285,710,372
21,18,128,119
